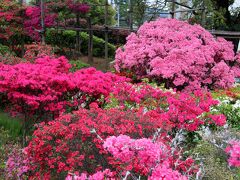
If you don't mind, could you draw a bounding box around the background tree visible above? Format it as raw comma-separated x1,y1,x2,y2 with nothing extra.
0,0,26,55
190,0,236,30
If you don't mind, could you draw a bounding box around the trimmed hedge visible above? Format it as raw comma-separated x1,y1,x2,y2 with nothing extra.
46,28,116,58
0,44,12,55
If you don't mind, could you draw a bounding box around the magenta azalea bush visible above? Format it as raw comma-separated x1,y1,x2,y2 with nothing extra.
0,56,127,122
115,18,239,91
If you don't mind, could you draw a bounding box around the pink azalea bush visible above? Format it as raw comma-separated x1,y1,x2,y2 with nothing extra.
115,18,239,91
5,147,30,179
66,135,188,179
65,169,115,180
225,140,240,167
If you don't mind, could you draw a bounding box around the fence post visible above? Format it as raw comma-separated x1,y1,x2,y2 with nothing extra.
40,0,45,45
105,0,109,70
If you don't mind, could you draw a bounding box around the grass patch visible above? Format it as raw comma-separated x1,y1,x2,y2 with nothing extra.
0,111,22,140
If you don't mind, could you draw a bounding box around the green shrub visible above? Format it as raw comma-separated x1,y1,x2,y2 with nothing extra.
46,29,116,58
191,140,238,180
211,86,240,130
215,103,240,130
0,44,12,55
69,60,90,72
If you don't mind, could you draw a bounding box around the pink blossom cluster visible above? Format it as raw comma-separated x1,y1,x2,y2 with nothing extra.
0,56,126,121
65,169,114,180
103,135,170,174
6,148,30,179
149,163,188,180
225,140,240,167
65,135,189,179
115,18,239,91
65,135,188,179
24,6,57,41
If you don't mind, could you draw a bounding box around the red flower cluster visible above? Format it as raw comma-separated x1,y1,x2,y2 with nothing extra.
23,43,55,62
109,82,225,131
25,105,194,179
24,6,57,41
67,0,90,14
25,84,224,178
0,0,25,40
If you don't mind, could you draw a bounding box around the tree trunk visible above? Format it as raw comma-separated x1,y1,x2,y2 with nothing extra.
76,13,81,54
87,17,93,64
40,0,45,45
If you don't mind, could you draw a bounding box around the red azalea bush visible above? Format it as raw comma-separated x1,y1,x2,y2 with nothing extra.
25,105,197,179
0,53,23,65
66,0,90,14
24,84,225,179
23,43,55,62
108,82,226,131
115,18,239,91
0,56,127,122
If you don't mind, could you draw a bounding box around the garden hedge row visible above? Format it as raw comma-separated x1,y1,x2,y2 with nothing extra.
46,28,116,58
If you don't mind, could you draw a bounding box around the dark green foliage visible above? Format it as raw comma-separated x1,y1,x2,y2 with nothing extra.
69,60,90,72
46,29,116,58
0,44,12,55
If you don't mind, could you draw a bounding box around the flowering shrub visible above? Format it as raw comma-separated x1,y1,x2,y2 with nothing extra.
24,6,57,41
66,0,90,14
65,169,115,180
25,105,198,179
5,146,29,179
0,0,25,40
107,82,225,131
211,85,240,129
66,135,189,179
115,18,239,91
24,83,226,178
0,56,126,123
103,135,169,173
0,53,23,65
225,140,240,167
23,43,55,62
